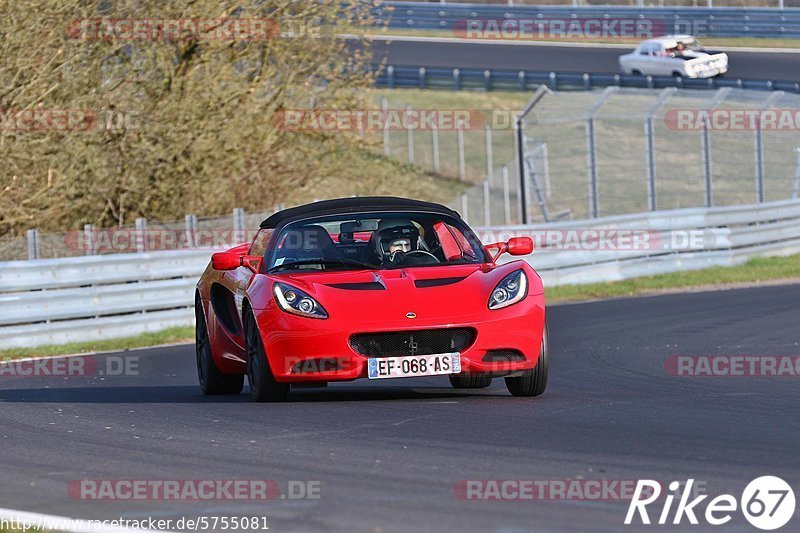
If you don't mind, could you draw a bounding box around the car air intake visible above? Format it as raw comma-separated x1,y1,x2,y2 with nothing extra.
414,276,466,288
325,282,385,290
482,350,526,363
349,328,476,357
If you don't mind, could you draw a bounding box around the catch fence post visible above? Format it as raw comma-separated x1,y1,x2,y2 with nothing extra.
83,224,95,255
502,165,512,225
233,207,245,244
382,97,390,156
27,229,40,260
457,124,466,181
405,104,414,164
135,218,148,253
185,214,197,248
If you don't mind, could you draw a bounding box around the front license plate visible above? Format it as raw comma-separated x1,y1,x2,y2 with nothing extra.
368,353,461,380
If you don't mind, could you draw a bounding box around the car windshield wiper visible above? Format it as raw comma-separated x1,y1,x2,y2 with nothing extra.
269,258,377,273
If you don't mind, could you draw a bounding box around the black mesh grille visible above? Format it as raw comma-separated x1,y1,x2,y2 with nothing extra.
482,350,526,363
350,328,476,357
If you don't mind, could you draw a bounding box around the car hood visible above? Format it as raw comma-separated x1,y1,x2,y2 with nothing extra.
277,264,502,323
683,50,727,61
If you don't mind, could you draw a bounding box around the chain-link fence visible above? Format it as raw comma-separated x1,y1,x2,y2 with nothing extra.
7,87,800,258
457,87,800,226
0,208,281,262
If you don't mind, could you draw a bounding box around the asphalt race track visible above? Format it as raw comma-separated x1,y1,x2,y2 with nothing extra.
370,38,800,82
1,284,798,532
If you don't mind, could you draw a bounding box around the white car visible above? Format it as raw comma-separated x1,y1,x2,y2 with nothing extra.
619,35,728,79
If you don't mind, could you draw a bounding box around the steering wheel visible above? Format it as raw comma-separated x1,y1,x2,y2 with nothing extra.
404,250,440,264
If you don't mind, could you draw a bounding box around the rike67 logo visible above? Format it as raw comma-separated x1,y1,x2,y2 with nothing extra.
626,477,795,530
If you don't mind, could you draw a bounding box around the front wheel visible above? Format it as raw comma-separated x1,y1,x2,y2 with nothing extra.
245,311,289,402
505,321,549,397
196,300,244,395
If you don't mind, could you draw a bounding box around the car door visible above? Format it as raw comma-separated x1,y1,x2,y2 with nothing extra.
637,44,651,74
652,44,674,76
209,230,271,353
626,45,648,73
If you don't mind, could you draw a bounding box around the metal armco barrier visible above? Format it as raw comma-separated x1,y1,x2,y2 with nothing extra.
377,2,800,38
374,64,800,94
1,200,799,348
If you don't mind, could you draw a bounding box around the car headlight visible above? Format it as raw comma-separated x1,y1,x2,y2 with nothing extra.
273,282,328,319
488,270,528,310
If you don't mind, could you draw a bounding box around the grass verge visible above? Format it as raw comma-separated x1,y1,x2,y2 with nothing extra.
367,29,800,50
0,326,194,360
546,255,800,302
1,255,797,360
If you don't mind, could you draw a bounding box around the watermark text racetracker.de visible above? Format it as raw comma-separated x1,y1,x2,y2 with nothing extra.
64,228,255,253
272,109,519,131
665,355,800,378
665,109,800,131
477,228,720,252
453,18,665,40
0,109,139,132
66,18,319,41
0,355,139,378
63,227,722,254
454,479,670,501
0,516,269,532
68,479,321,501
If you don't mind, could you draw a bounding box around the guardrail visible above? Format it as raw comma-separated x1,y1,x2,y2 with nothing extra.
1,199,799,349
493,198,800,284
374,64,800,93
377,2,800,38
0,250,211,349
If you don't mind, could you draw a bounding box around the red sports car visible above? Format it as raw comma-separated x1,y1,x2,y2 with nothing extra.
195,197,548,402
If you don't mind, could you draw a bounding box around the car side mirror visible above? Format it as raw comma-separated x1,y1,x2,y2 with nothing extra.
211,253,262,273
487,237,534,262
507,237,534,256
211,252,241,271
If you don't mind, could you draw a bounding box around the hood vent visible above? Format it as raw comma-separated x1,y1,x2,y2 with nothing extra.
325,282,385,291
414,276,467,288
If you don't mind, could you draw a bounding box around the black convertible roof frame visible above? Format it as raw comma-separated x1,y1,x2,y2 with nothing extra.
259,197,461,229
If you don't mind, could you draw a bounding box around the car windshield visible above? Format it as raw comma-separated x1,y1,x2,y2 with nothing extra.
266,212,489,272
678,38,704,51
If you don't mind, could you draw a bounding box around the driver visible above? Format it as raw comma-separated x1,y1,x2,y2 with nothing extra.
374,219,420,265
387,237,412,255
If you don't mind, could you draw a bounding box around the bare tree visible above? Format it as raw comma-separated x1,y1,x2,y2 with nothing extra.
0,0,376,235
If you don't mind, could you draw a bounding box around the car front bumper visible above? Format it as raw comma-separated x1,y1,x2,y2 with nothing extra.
256,295,546,383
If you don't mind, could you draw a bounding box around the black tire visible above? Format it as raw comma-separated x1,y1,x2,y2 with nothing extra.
631,69,642,76
195,300,244,395
449,374,492,389
505,321,549,397
245,311,289,402
672,71,683,78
